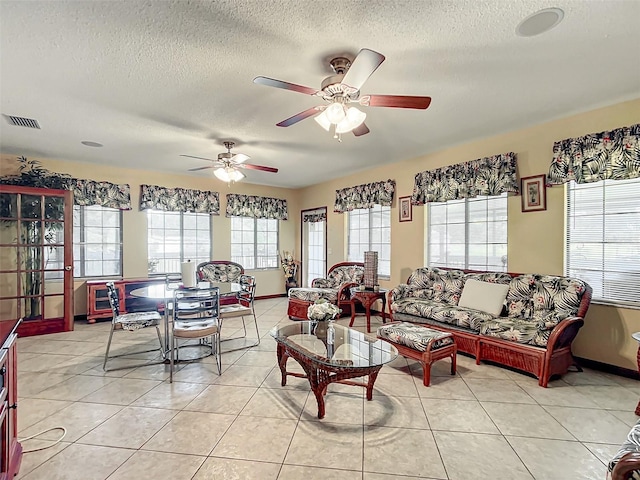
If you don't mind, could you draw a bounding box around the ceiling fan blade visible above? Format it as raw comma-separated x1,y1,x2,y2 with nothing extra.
352,123,370,137
238,163,278,173
360,95,432,109
231,153,250,164
276,106,324,127
341,49,385,91
180,154,218,162
253,76,319,96
187,165,216,172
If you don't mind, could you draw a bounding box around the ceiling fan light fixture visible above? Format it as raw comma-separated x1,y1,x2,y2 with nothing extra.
325,102,346,124
336,107,366,134
314,110,331,131
214,166,245,183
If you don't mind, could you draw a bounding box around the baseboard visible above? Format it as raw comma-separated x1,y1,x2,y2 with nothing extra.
575,356,639,380
256,293,287,300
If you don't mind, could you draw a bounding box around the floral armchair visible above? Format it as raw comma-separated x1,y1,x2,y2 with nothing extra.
287,262,364,320
196,260,244,305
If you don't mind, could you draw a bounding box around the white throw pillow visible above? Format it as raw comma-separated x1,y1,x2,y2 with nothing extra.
458,279,509,316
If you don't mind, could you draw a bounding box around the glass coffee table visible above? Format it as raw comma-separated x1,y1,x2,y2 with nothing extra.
270,321,398,419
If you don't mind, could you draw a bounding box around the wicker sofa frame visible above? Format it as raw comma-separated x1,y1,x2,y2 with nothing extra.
387,268,593,387
287,262,364,320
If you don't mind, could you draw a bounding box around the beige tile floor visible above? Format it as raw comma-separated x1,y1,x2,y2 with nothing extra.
15,297,638,479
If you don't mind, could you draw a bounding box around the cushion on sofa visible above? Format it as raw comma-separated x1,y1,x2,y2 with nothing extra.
391,297,496,331
288,287,338,303
458,279,510,316
312,265,364,288
506,274,589,321
479,317,542,346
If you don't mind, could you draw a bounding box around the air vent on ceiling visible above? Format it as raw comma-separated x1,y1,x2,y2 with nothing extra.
3,114,41,129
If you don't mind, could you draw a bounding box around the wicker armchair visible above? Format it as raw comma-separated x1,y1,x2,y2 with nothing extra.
287,262,364,320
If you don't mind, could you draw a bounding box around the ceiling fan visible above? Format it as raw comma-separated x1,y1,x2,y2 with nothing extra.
181,141,278,183
254,48,431,140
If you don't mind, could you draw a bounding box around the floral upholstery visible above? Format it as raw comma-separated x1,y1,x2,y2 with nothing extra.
609,419,640,479
288,287,338,303
116,312,161,331
197,261,244,283
377,322,455,352
391,298,495,331
311,265,364,289
389,268,589,348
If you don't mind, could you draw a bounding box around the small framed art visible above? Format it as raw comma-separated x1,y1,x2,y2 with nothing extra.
399,196,412,222
521,174,547,212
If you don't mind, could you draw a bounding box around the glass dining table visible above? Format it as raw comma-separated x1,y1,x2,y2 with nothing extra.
130,281,241,356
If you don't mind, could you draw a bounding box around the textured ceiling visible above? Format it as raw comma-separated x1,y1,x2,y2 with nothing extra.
1,0,639,188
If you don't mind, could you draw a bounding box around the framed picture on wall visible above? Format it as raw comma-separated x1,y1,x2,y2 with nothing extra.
521,174,547,212
399,196,412,222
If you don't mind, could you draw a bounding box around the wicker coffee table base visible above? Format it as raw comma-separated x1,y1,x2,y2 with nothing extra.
276,343,382,419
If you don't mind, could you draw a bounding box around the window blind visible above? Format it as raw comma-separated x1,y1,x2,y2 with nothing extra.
566,178,640,308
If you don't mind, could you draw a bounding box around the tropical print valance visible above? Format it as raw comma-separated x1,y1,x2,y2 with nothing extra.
73,179,131,210
139,184,220,214
225,194,288,220
547,123,640,184
334,179,396,213
412,152,518,204
303,212,327,223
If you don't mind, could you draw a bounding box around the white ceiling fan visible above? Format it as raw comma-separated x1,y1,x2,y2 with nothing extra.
254,48,432,141
181,141,278,182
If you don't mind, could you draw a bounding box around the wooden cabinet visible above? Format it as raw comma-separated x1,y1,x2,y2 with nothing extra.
86,278,166,323
0,319,21,479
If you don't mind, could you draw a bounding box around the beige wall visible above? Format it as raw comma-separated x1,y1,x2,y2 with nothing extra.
298,98,640,370
2,97,639,369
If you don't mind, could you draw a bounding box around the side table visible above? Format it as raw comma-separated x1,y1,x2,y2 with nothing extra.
349,288,387,333
633,332,640,415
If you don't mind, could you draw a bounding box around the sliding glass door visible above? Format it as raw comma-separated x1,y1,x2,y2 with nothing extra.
301,208,327,287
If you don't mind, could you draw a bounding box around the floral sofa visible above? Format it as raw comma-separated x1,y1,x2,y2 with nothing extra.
196,260,244,305
287,262,364,320
609,420,640,479
388,267,592,387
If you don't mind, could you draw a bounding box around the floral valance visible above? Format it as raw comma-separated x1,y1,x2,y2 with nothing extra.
303,212,327,223
547,123,640,185
334,179,395,213
139,184,220,214
412,152,518,204
225,194,288,220
73,179,131,210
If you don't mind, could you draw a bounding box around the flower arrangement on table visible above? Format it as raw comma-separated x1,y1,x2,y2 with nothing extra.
280,251,300,288
307,299,341,322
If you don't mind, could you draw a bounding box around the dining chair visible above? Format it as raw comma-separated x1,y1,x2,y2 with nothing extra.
218,274,260,351
170,286,221,382
103,282,164,371
196,260,244,305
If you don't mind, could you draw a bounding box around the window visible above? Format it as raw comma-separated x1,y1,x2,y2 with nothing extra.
305,218,326,287
73,205,123,277
147,210,211,274
230,216,278,269
427,194,508,271
566,178,640,307
347,205,391,277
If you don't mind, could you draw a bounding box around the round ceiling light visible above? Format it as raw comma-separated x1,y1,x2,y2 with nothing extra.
81,141,103,147
516,8,564,37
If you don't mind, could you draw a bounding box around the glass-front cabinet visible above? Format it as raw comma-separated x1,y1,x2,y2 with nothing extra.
0,185,73,336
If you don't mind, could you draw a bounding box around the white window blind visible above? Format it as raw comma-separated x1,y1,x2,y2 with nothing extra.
73,205,123,277
566,178,640,308
428,194,508,271
147,210,211,274
230,216,278,269
347,205,391,277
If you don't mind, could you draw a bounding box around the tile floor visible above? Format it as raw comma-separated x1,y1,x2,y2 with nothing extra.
15,297,639,479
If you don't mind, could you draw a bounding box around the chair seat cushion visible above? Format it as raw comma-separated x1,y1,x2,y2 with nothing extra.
174,319,219,338
377,322,454,352
219,304,252,318
116,311,161,331
288,287,338,303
